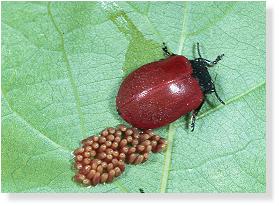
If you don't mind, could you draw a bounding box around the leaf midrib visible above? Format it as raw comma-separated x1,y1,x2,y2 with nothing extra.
160,1,188,193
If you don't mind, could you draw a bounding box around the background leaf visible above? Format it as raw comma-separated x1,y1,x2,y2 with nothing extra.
1,1,266,192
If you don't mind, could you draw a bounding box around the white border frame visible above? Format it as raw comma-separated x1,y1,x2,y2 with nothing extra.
1,0,278,205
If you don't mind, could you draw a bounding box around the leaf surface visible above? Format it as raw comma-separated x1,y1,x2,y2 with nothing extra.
1,1,266,192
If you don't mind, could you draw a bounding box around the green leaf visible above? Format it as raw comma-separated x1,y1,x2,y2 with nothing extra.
1,1,266,192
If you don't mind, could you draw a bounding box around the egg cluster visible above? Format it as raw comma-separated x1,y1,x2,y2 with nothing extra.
73,125,167,186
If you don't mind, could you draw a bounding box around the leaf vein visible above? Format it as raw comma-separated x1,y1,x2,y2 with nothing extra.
47,2,86,138
1,91,71,153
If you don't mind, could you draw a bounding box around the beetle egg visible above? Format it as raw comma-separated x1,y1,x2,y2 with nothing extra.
83,151,91,158
75,163,83,170
111,142,119,149
90,150,96,157
98,136,106,144
114,167,121,177
86,170,96,179
107,170,116,183
82,158,91,165
105,141,112,147
99,144,107,152
114,136,121,143
101,162,108,170
128,153,138,163
85,146,92,152
107,163,114,171
100,173,109,183
74,173,85,182
107,134,115,141
81,165,91,175
82,178,91,185
74,147,84,155
92,135,99,142
75,155,83,162
118,124,127,132
101,129,109,137
84,139,93,146
92,172,101,186
105,148,114,155
97,152,106,160
108,127,116,134
115,130,122,137
134,155,144,164
127,147,136,155
125,129,133,136
120,139,128,147
92,142,99,150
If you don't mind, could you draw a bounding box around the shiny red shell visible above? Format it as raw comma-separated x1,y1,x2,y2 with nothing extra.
116,55,204,129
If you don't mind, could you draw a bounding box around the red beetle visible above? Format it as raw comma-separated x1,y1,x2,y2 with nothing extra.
116,43,225,131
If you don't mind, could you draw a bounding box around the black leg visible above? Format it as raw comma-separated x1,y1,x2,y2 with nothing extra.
213,89,225,105
190,101,204,132
213,54,225,64
139,188,144,193
162,42,172,57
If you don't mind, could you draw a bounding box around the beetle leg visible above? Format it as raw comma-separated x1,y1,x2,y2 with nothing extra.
162,42,172,57
208,79,225,105
213,88,225,105
190,101,204,132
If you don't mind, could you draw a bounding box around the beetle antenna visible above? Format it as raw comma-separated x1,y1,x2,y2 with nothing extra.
162,42,172,57
197,42,202,58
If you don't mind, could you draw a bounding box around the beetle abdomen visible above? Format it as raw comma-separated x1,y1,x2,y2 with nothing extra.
116,55,204,129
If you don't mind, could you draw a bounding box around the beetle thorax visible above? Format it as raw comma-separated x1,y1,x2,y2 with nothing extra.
190,59,214,93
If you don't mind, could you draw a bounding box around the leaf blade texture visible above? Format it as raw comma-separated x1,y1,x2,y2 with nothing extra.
1,1,266,192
